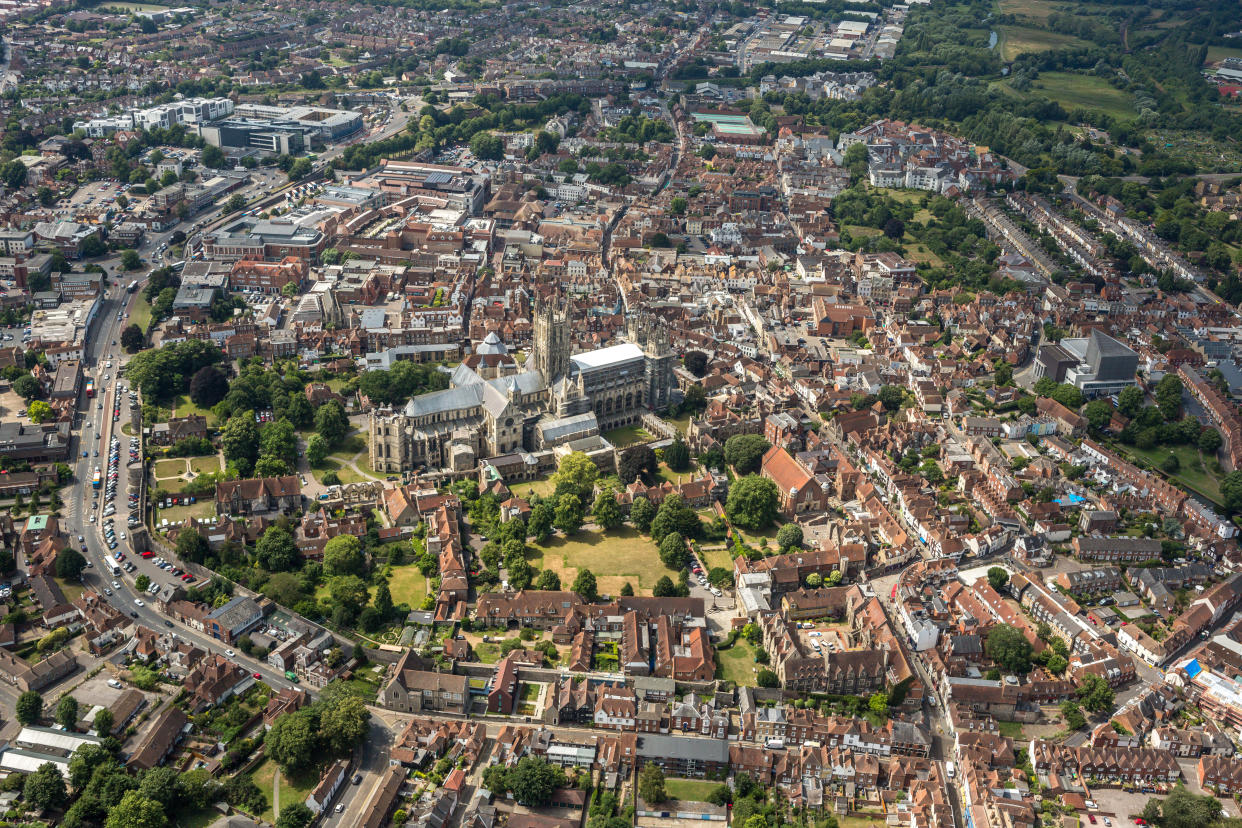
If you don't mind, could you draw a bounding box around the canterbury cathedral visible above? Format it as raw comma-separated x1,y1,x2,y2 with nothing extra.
368,298,676,474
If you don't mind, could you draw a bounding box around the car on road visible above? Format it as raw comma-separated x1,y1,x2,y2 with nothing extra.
253,672,262,679
225,649,235,657
107,679,123,689
134,599,144,607
164,620,173,628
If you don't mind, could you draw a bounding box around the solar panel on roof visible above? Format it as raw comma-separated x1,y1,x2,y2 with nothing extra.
424,172,452,185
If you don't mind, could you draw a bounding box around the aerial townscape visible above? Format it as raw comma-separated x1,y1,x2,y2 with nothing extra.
4,0,1242,827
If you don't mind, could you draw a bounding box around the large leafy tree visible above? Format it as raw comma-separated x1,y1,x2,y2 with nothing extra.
221,411,260,476
259,418,298,467
1077,672,1115,714
984,624,1032,674
318,693,369,755
254,525,299,572
105,790,165,828
1140,785,1223,828
175,529,210,564
726,476,780,529
551,451,598,500
723,434,770,474
189,365,229,408
630,497,656,533
314,400,349,446
55,694,79,729
16,689,42,724
56,547,87,580
506,757,565,806
572,569,599,603
638,763,666,804
617,444,657,484
592,490,624,530
120,324,145,353
24,762,67,810
323,535,364,577
265,709,319,773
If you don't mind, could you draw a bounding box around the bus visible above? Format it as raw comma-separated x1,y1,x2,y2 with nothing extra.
127,281,137,293
85,378,94,399
92,468,101,490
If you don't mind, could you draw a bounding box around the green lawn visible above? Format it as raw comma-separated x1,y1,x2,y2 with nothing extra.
188,455,220,475
662,778,720,803
55,577,84,605
664,414,691,435
1207,45,1242,64
531,526,670,595
154,500,213,527
716,639,759,686
153,458,187,479
170,394,217,425
510,477,556,499
996,24,1087,60
698,545,735,574
604,425,652,448
250,759,321,823
172,807,221,828
998,720,1025,739
388,564,428,607
475,642,501,663
655,461,697,485
997,0,1063,22
1028,72,1137,121
1123,443,1224,506
129,295,153,333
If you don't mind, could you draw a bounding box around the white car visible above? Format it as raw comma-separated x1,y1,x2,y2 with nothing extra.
134,599,144,607
111,581,121,589
225,649,235,658
107,679,123,689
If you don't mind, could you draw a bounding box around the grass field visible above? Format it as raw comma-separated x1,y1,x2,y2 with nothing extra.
996,25,1087,60
388,564,428,607
153,458,187,479
170,394,216,425
1029,72,1137,121
604,425,653,448
904,241,944,267
698,544,735,574
55,576,84,605
129,295,153,333
997,0,1063,22
1208,45,1242,64
998,720,1025,739
189,455,220,475
251,759,320,823
663,778,721,803
845,224,881,238
1124,443,1224,506
511,477,556,499
716,640,759,686
154,500,213,527
531,527,670,594
665,414,692,434
655,462,696,485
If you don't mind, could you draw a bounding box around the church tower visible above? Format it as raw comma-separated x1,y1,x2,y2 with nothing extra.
628,312,675,412
532,294,569,382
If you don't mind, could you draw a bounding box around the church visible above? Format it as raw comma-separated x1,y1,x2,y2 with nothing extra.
368,298,676,475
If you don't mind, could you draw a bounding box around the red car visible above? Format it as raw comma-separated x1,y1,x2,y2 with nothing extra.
1088,816,1097,825
253,672,262,679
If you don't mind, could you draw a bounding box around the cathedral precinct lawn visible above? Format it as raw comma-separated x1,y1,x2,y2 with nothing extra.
510,477,556,499
387,564,429,607
604,425,653,447
530,527,670,595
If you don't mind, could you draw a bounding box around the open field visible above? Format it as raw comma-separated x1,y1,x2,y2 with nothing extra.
655,461,697,485
997,25,1087,60
189,455,221,475
251,759,320,823
170,394,216,425
154,500,213,527
1208,45,1242,64
1029,72,1137,121
129,295,153,333
153,458,187,479
531,527,670,594
1123,443,1223,506
697,544,735,573
388,564,429,607
663,778,721,802
997,0,1064,22
716,639,759,686
510,477,556,499
904,241,944,267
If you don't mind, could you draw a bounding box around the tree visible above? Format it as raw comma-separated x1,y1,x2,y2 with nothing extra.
726,476,779,530
649,494,702,542
1060,700,1086,730
314,400,349,446
1155,374,1184,421
572,569,599,603
630,496,656,533
56,547,87,580
318,693,370,755
1117,385,1144,417
1077,672,1115,714
1141,785,1224,828
24,762,67,811
592,490,624,531
16,689,42,724
26,399,51,424
553,452,599,499
255,525,299,572
652,575,676,597
221,412,260,476
638,763,666,805
55,694,79,729
323,535,364,577
266,709,318,773
175,529,210,564
105,790,165,828
987,567,1009,591
201,144,226,169
120,249,141,271
528,501,555,543
984,624,1032,674
138,767,183,810
93,708,114,737
68,743,111,791
776,524,803,551
1199,427,1223,454
259,418,298,467
1046,653,1068,674
724,434,770,475
664,439,691,472
1223,470,1242,512
12,374,40,401
756,668,780,688
620,582,634,596
506,757,565,806
306,434,330,467
535,570,562,590
189,366,228,408
275,802,315,828
328,576,370,621
658,532,687,569
1083,399,1113,431
120,324,145,353
869,691,889,716
554,494,584,536
994,363,1013,386
616,444,657,484
684,350,708,377
877,385,904,411
469,131,504,161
